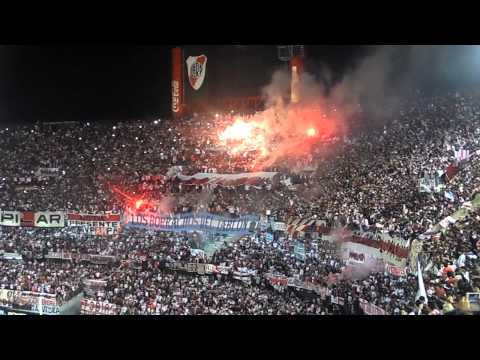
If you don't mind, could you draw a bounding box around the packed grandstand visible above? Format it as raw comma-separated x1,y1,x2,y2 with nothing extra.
0,88,479,315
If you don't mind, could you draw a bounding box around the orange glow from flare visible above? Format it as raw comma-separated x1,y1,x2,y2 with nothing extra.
216,104,345,170
219,118,267,157
135,199,144,209
219,118,254,142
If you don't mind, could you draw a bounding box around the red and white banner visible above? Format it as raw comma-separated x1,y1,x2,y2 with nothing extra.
341,240,407,267
66,213,121,235
67,213,121,223
80,299,118,315
186,55,207,91
0,211,21,226
359,299,386,315
16,292,57,307
385,263,408,277
175,172,277,187
34,211,65,228
265,273,290,287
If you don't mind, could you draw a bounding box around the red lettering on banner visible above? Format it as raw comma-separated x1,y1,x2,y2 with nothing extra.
21,211,35,227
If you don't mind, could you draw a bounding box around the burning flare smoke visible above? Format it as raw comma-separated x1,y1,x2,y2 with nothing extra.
217,82,346,170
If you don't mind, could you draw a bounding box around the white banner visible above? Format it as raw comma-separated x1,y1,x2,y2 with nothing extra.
45,251,73,260
176,172,277,186
66,213,121,235
272,222,287,232
0,252,22,260
126,212,258,234
0,289,20,303
454,148,470,162
80,299,118,315
30,303,60,315
1,291,59,315
34,212,65,228
35,167,59,178
0,211,21,227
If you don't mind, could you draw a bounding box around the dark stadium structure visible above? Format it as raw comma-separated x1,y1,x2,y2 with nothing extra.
171,45,305,116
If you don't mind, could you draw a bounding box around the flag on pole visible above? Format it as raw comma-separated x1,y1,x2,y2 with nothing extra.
415,261,428,305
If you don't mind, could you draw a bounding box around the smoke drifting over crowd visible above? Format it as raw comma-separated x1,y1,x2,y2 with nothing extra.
330,45,480,120
218,68,346,169
218,46,480,170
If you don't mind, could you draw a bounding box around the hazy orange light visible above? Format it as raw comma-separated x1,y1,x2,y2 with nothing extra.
219,119,254,142
307,128,316,137
135,199,144,209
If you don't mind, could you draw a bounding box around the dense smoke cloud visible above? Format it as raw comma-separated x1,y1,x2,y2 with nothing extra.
262,46,480,123
330,46,399,120
330,45,480,120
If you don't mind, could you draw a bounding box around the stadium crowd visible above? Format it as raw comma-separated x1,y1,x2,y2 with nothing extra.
1,92,480,314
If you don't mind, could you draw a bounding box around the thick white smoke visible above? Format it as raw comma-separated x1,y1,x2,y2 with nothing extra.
330,45,480,121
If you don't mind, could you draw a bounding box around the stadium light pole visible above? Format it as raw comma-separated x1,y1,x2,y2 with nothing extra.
277,46,305,103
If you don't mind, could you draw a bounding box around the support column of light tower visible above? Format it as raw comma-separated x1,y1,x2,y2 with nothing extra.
277,45,305,104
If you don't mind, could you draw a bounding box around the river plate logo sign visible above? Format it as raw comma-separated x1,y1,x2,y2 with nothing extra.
186,55,207,91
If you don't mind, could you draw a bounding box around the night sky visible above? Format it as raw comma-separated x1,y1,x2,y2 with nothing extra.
0,45,370,125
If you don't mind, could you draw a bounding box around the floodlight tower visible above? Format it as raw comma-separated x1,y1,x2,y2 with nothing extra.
277,45,305,103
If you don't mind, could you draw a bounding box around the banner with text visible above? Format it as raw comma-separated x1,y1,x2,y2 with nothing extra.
359,299,386,315
125,212,259,234
175,172,278,186
66,213,121,235
34,211,65,228
0,211,21,227
80,299,118,315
